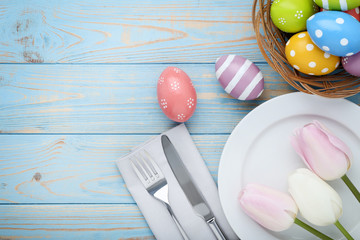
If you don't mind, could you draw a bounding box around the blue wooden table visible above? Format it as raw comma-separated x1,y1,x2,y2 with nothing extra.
1,0,360,239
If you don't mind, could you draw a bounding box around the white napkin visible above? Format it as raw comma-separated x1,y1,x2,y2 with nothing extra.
116,124,238,240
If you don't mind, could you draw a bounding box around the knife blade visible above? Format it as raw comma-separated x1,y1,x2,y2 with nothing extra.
161,134,226,240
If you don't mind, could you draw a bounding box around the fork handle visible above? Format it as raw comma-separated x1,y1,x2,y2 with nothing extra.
165,203,189,240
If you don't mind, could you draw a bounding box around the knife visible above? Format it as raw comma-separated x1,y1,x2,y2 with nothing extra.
161,135,227,240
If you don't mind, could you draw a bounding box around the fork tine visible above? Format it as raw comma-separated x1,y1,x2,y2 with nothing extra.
131,156,150,184
142,150,159,178
131,151,188,239
137,153,155,180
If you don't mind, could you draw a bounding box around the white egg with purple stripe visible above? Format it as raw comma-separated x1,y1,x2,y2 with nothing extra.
307,11,360,57
215,55,264,100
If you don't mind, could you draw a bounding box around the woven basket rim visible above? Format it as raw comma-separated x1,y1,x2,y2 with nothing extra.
252,0,360,98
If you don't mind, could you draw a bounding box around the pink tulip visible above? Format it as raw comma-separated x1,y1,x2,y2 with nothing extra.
291,120,352,181
238,183,298,232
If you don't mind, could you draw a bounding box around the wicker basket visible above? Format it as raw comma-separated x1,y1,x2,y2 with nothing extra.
252,0,360,98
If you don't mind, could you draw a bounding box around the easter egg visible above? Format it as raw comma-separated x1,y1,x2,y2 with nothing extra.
270,0,319,33
157,67,197,122
346,7,360,20
285,31,340,75
307,11,360,56
314,0,360,11
342,51,360,76
321,7,360,21
215,55,264,100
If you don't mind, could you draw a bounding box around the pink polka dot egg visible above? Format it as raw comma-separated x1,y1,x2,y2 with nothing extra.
157,67,197,122
215,55,264,100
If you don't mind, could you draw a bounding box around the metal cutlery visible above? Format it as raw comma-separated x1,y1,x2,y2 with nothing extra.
161,135,227,240
131,150,189,240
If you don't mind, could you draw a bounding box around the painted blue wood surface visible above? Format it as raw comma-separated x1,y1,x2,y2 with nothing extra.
0,0,259,63
0,205,154,239
1,64,359,134
0,134,226,203
0,64,299,134
1,0,360,239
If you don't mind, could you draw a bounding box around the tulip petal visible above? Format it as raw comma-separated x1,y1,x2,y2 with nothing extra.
292,121,350,180
291,128,313,170
239,183,298,232
304,124,347,179
313,120,352,170
288,169,343,226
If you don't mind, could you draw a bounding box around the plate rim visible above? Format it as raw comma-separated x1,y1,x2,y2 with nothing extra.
218,92,360,239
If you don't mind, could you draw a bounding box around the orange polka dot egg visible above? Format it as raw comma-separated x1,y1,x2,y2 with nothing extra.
285,31,340,76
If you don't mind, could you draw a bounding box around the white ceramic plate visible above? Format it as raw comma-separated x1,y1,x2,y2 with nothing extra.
218,92,360,240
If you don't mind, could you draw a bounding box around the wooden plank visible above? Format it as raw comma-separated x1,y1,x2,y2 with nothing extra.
0,63,300,134
0,204,154,240
0,134,226,203
0,0,262,63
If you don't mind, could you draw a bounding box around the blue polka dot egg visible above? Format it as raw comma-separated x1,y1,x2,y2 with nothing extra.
307,11,360,57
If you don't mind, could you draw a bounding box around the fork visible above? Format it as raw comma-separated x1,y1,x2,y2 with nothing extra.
131,150,189,240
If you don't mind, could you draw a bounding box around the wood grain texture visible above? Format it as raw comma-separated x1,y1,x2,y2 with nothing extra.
0,204,154,240
0,0,261,63
0,134,226,203
2,0,360,238
0,63,300,134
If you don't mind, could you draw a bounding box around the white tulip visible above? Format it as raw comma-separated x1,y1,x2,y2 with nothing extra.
288,168,343,226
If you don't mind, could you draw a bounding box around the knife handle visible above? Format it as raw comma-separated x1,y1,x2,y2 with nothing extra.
207,217,226,240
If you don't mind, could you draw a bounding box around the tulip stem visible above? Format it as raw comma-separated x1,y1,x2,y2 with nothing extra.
334,220,354,240
341,174,360,203
294,218,333,240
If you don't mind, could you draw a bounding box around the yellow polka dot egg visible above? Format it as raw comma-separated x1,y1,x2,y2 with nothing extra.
285,31,340,75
